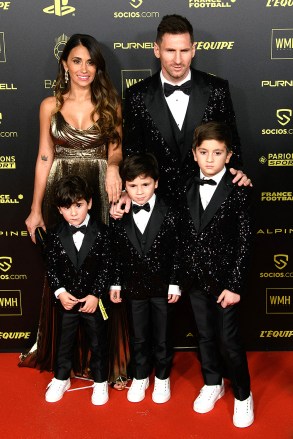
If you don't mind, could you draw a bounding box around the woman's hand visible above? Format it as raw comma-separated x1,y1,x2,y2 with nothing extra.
105,164,122,203
25,211,46,244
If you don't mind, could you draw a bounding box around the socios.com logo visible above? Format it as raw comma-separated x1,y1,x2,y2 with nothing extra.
274,254,289,270
130,0,143,7
277,109,292,126
43,0,75,16
0,256,12,272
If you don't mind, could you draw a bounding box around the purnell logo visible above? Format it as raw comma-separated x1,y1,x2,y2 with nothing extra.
43,0,75,16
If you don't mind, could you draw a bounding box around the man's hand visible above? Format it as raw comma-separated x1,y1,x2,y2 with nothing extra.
230,168,252,187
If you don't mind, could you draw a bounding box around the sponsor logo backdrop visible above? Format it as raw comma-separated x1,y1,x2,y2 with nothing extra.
1,0,292,352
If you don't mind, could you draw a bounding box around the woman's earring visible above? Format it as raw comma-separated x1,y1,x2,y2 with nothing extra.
65,70,69,83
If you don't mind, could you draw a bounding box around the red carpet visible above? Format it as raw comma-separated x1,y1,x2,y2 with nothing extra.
0,351,292,439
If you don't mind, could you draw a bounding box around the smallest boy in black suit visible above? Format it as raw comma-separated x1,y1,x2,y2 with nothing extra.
110,153,180,404
44,175,112,406
179,122,254,428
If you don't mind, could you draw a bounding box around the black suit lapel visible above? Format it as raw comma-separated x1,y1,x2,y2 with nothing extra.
199,171,234,232
58,223,78,268
123,211,143,257
182,69,211,162
186,179,201,232
77,220,99,269
143,197,168,255
143,72,179,156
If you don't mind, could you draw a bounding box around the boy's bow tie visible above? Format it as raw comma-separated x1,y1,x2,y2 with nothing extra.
70,225,87,234
163,80,192,97
132,202,150,214
193,176,217,186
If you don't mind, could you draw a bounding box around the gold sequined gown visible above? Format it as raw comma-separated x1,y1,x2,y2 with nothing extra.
19,111,129,382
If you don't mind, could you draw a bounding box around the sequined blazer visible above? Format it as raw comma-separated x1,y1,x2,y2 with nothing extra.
123,68,242,202
110,197,180,300
179,171,252,297
45,218,112,307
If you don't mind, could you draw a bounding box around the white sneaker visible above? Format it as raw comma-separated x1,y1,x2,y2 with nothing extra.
91,381,109,406
45,378,71,403
233,393,254,428
127,377,149,403
152,377,171,404
193,380,225,413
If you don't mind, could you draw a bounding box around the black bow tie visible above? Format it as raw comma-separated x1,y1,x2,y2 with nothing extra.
163,80,191,97
70,225,87,234
194,176,217,186
132,202,150,214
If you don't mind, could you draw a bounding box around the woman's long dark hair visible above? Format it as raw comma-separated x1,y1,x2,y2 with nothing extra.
54,34,121,145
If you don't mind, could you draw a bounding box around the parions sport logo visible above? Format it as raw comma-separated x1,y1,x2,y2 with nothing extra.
189,0,237,8
114,0,159,19
259,153,293,167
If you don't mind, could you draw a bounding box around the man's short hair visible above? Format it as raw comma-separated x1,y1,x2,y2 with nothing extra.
193,122,233,152
54,175,92,208
120,153,159,184
156,14,194,44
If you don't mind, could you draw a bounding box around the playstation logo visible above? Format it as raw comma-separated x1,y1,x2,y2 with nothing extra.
43,0,75,16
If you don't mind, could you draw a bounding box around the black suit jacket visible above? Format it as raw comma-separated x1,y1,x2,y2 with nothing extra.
179,171,252,297
123,68,242,202
45,218,112,310
111,197,180,300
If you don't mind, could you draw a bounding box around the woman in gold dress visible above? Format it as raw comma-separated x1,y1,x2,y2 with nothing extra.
20,34,129,386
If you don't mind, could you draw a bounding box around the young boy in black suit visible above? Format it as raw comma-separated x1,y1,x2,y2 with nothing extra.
179,122,254,428
44,175,111,406
110,153,180,404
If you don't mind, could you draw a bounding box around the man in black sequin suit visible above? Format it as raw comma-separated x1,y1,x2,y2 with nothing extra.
179,122,254,428
121,14,247,206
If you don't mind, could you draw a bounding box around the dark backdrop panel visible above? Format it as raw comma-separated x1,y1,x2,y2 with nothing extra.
1,0,292,352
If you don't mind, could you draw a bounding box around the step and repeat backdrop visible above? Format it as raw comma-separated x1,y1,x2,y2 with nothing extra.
1,0,292,353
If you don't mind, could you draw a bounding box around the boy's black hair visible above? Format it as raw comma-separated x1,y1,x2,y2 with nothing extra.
156,14,194,44
54,175,92,208
193,121,233,152
119,153,159,184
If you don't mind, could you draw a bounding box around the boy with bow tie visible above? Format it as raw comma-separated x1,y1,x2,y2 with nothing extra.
179,122,254,428
44,175,112,406
110,153,180,404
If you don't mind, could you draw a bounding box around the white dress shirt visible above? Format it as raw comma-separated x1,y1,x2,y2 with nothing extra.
161,70,191,130
199,167,226,210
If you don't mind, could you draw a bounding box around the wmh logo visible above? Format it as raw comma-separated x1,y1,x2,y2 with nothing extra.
271,29,293,59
